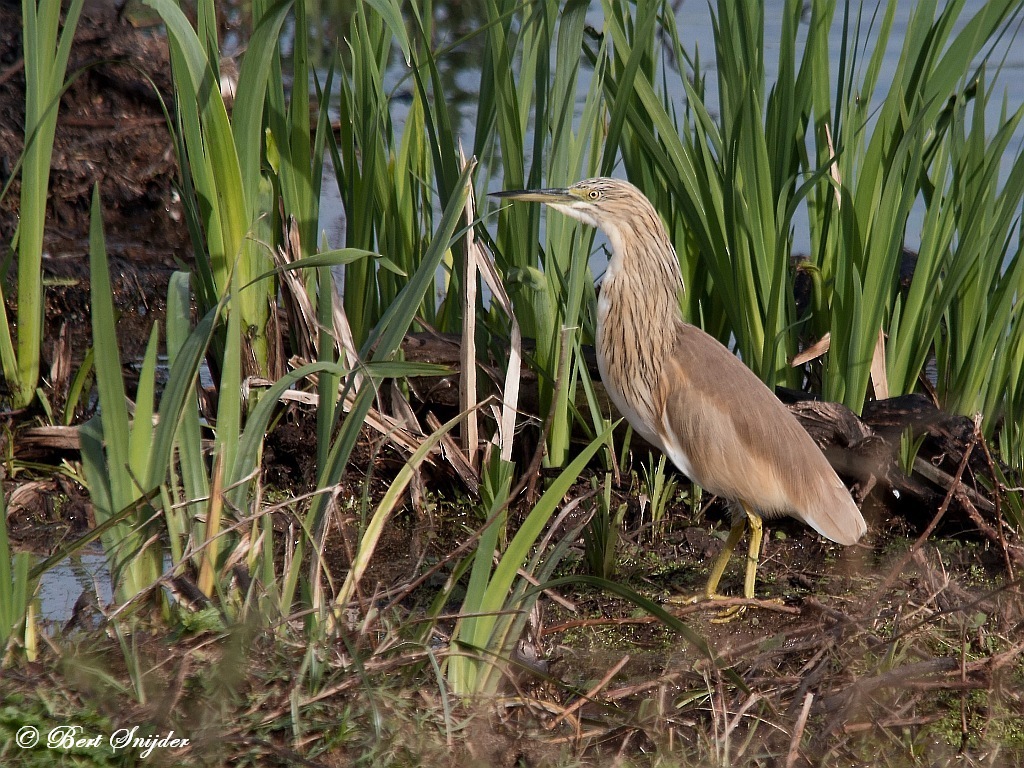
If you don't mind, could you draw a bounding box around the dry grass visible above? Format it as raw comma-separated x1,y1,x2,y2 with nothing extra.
4,476,1024,768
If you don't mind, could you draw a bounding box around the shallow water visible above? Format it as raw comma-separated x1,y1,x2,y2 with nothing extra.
317,1,1024,258
35,551,112,624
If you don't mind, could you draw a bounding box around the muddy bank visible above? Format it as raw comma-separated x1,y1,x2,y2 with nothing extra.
1,2,188,367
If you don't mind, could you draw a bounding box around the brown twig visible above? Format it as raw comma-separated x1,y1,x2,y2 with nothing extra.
669,596,802,617
964,635,1024,674
602,671,687,702
547,654,630,730
785,692,814,768
864,414,982,614
977,432,1017,578
954,485,1024,569
542,597,800,637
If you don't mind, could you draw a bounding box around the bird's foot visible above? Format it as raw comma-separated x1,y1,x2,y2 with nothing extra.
664,592,700,606
708,599,751,624
666,592,784,623
665,591,743,620
709,595,786,623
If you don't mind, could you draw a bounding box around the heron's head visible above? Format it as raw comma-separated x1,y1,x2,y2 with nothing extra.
491,178,655,235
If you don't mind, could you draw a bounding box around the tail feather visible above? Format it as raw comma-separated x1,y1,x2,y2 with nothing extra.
798,472,866,546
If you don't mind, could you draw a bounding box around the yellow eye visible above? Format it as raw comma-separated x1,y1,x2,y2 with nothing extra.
588,190,600,200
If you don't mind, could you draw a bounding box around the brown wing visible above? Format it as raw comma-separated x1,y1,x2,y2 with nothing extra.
658,322,865,545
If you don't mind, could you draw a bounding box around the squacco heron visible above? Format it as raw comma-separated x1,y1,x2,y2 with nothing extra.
493,178,866,614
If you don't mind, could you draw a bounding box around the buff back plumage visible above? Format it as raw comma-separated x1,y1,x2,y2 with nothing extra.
492,177,867,550
496,177,866,546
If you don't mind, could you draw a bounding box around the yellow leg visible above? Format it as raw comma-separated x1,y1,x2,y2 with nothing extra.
742,506,764,600
668,503,769,622
709,504,762,623
702,515,746,599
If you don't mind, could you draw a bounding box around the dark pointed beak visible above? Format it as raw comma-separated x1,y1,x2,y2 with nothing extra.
489,188,576,204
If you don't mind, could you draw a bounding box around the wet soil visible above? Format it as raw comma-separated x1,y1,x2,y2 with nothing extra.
0,1,186,374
